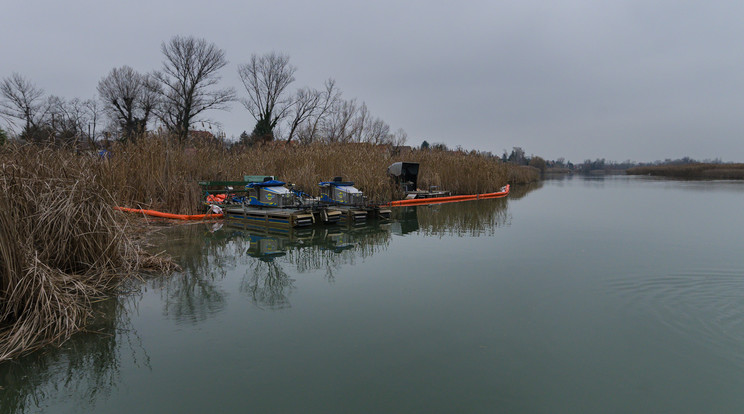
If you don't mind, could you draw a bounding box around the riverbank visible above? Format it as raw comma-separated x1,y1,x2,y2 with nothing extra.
626,163,744,179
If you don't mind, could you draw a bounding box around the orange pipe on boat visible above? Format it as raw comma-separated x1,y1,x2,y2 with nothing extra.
387,185,509,207
114,207,223,220
476,185,511,199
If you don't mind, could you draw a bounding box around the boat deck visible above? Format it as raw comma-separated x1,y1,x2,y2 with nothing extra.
224,206,315,228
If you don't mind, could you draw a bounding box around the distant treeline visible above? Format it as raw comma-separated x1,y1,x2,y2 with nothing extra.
511,154,736,176
578,156,733,175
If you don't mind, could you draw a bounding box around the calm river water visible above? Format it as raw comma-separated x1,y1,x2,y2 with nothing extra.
2,175,744,413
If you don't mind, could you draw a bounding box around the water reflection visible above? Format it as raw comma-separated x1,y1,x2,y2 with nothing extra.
243,259,294,310
142,222,400,313
4,178,744,413
509,181,543,200
406,195,515,237
226,222,395,307
0,298,148,414
149,224,234,324
281,224,394,280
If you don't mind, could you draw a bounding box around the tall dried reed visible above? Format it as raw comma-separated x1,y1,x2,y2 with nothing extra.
0,145,175,362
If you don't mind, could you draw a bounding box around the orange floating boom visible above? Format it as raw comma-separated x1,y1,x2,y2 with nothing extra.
114,207,223,220
387,185,509,207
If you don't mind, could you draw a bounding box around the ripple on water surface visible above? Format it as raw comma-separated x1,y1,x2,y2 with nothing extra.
605,267,744,368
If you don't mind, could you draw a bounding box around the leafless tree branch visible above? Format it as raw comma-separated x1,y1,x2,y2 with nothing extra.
97,66,158,141
153,35,236,142
0,73,47,135
237,52,296,139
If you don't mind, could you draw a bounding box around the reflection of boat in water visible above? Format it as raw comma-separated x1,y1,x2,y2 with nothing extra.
224,220,392,260
390,206,421,235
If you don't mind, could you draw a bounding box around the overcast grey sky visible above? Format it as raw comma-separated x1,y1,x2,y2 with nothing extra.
2,0,742,162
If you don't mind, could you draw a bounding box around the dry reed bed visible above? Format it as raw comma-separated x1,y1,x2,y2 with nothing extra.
0,146,175,362
99,139,538,214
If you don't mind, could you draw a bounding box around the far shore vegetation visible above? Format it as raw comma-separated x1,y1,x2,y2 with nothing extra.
535,156,744,179
626,163,744,179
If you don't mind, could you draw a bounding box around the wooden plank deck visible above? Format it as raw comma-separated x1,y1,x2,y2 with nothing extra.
223,206,314,228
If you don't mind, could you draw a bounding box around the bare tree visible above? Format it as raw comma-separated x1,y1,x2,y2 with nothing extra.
46,96,96,146
363,117,393,145
83,99,103,147
304,91,402,146
351,102,370,143
153,35,235,142
298,78,341,144
392,128,408,146
323,98,360,143
50,96,76,144
97,66,158,141
285,87,320,143
237,52,296,140
325,100,397,145
0,73,48,138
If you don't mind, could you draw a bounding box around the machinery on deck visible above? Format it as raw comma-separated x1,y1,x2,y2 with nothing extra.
319,177,365,206
246,179,298,208
317,177,391,222
388,162,450,199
